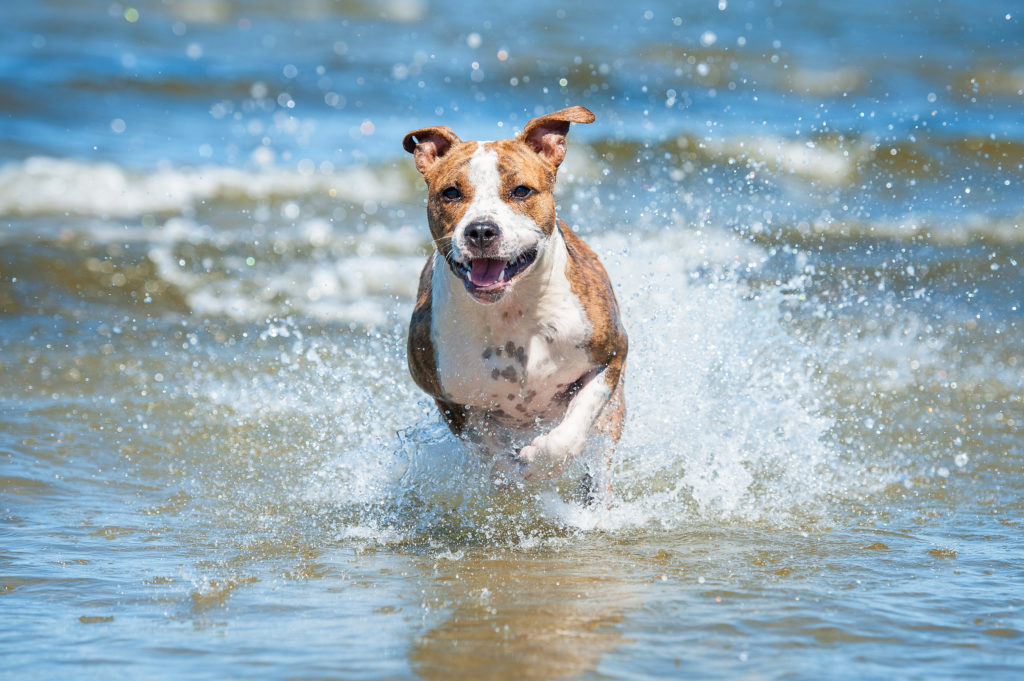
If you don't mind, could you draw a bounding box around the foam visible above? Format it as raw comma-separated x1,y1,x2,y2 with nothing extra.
795,212,1024,246
0,156,415,218
143,218,426,324
5,153,1020,249
700,134,857,183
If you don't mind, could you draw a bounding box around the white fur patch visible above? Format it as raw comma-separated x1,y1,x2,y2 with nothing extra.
451,145,545,262
431,227,593,432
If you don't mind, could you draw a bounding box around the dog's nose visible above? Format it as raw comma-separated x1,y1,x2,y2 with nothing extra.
465,220,500,249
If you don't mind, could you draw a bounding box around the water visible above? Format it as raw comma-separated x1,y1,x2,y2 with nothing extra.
2,0,1022,678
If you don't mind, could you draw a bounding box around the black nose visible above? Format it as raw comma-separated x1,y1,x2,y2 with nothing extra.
464,220,500,249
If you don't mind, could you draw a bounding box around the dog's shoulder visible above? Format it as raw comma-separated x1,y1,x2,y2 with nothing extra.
408,252,442,397
558,220,628,367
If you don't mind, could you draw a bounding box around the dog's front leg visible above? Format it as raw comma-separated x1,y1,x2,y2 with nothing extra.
517,367,615,481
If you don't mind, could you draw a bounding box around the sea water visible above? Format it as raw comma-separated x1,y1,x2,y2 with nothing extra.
1,1,1022,679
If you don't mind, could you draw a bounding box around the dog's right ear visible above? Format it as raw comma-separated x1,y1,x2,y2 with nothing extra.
402,126,461,175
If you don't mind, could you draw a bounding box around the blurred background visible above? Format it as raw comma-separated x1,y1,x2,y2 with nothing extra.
1,1,1022,679
2,0,1021,321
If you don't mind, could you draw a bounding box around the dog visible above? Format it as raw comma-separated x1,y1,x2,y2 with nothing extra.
402,105,627,490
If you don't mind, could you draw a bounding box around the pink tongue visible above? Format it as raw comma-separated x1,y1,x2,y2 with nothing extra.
469,259,505,287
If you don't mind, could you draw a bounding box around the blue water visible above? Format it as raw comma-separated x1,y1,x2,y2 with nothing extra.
2,1,1023,679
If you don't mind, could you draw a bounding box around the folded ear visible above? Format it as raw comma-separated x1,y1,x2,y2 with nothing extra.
518,105,595,168
402,126,461,174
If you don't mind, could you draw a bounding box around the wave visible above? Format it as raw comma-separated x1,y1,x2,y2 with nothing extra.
0,214,429,325
0,156,417,218
747,212,1024,247
5,124,1019,225
164,0,427,24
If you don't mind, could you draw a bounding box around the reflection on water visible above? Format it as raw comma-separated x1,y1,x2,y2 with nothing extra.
411,550,639,681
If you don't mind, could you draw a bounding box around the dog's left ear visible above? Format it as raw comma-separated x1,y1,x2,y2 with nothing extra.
518,105,595,168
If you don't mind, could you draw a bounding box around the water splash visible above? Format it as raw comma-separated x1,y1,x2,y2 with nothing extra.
287,229,841,546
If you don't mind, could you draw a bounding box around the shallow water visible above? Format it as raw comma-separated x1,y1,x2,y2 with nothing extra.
2,1,1023,679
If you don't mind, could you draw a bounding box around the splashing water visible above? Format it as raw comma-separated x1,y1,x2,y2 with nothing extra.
280,227,842,547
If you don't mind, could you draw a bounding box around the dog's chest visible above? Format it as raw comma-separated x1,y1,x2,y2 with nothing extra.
433,284,593,423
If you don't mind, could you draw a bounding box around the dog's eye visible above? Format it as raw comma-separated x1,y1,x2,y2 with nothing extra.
510,185,534,199
440,186,462,201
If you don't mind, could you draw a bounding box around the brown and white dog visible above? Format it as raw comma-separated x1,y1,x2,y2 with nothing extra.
402,105,627,489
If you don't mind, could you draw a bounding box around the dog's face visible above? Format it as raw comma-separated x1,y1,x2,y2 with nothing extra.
403,106,594,304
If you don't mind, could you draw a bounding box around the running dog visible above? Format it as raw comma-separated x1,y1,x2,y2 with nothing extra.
403,105,627,488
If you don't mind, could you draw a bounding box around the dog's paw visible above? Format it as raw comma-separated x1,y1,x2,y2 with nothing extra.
517,434,576,482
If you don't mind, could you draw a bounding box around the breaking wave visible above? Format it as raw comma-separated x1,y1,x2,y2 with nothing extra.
0,156,415,218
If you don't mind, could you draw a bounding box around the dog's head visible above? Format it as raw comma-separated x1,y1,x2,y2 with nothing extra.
403,106,594,304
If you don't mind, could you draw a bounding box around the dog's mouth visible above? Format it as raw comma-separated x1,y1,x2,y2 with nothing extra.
449,248,539,293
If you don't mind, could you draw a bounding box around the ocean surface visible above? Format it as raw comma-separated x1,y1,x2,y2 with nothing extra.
2,1,1022,679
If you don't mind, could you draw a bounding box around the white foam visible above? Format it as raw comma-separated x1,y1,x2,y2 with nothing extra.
0,156,414,218
140,216,427,324
787,66,867,96
702,134,857,183
801,212,1024,246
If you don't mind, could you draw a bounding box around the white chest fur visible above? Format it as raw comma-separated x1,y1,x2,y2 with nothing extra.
431,230,593,426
